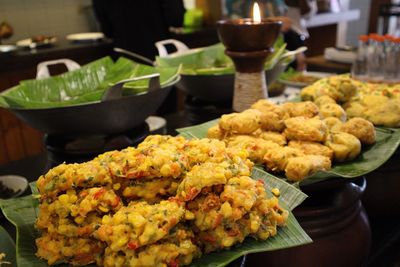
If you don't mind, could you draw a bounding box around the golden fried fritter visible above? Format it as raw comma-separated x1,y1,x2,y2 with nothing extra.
219,109,262,134
301,75,360,103
284,117,328,142
325,132,361,162
323,117,343,132
258,131,287,146
177,161,251,201
285,155,332,182
263,146,304,172
282,101,319,118
226,135,281,163
251,99,289,132
96,200,185,251
36,135,289,267
122,177,180,203
319,103,347,122
288,140,334,159
36,233,105,266
207,125,225,139
340,117,376,145
314,95,337,107
103,229,200,267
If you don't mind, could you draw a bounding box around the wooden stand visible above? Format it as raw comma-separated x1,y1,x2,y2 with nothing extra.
233,71,268,111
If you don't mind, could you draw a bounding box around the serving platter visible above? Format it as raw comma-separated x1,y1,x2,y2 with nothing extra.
0,169,311,267
278,71,332,88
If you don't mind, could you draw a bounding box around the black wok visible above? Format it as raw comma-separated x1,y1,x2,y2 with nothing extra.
10,76,174,137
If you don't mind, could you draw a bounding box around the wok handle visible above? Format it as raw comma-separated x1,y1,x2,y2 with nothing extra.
155,39,189,57
101,73,161,101
36,59,81,79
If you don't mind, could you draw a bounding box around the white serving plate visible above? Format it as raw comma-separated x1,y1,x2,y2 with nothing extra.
66,32,104,42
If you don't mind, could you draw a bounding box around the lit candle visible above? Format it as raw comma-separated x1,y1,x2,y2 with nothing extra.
253,2,261,23
216,4,282,111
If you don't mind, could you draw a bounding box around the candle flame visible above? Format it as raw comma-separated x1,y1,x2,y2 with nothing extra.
253,2,261,23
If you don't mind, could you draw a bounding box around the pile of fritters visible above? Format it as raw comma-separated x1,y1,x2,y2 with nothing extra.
36,135,288,266
207,99,376,181
300,74,400,127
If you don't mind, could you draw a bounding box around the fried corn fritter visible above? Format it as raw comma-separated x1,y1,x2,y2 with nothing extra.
187,177,288,253
36,135,287,267
96,200,185,250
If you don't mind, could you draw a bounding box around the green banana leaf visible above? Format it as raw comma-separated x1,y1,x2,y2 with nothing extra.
0,57,180,109
155,36,287,76
0,225,16,267
177,120,400,185
0,169,310,267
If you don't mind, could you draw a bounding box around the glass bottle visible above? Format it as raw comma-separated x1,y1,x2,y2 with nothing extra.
367,34,385,82
351,35,369,81
384,35,397,82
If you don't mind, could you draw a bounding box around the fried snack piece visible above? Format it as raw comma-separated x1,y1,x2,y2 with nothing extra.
37,161,113,199
288,140,334,159
301,75,360,103
263,146,304,172
314,95,337,107
122,177,180,203
282,101,319,118
323,117,343,132
219,109,262,134
103,228,200,267
189,177,288,253
184,138,231,165
96,200,185,252
325,132,361,162
258,131,287,146
36,187,122,238
226,135,281,163
207,124,225,139
36,233,105,266
319,103,347,121
345,95,400,127
251,99,289,132
177,161,251,201
285,155,332,182
340,117,376,145
284,117,328,142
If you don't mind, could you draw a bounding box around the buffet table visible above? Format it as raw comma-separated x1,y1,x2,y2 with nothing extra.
1,109,400,267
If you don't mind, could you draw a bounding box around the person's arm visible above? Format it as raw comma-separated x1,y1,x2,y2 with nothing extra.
161,0,185,27
92,0,113,37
